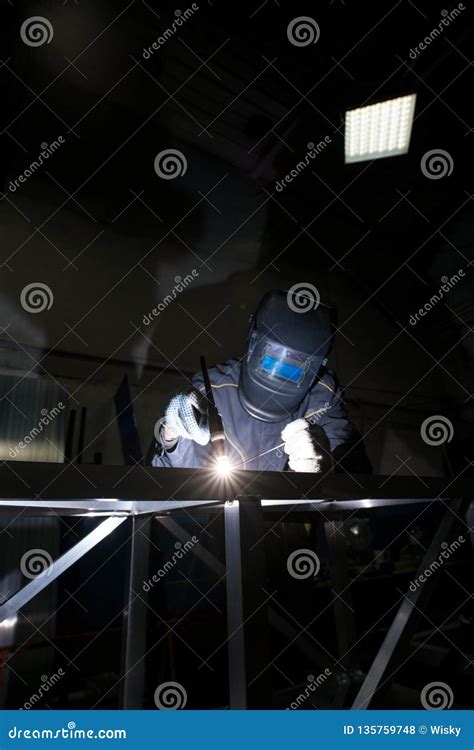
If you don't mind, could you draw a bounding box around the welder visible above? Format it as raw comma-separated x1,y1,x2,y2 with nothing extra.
150,289,369,473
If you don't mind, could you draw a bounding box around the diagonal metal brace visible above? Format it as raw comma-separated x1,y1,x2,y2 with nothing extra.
352,497,470,709
0,517,126,622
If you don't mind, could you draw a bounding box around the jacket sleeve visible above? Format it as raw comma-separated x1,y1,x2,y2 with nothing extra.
148,434,209,468
306,372,372,474
308,372,352,453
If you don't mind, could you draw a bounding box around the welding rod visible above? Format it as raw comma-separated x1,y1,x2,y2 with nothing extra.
232,441,286,470
230,414,315,469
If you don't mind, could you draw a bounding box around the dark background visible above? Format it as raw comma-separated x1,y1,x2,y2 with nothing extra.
1,0,473,474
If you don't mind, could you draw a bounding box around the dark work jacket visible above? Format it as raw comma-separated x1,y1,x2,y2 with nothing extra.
149,359,368,473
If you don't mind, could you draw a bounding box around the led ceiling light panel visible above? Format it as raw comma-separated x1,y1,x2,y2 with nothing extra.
345,94,416,163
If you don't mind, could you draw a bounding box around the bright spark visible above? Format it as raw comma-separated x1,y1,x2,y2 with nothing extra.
213,454,233,478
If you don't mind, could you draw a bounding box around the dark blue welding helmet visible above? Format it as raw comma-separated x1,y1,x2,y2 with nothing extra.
238,289,334,422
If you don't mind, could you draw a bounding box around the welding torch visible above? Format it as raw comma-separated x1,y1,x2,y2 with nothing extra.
200,356,232,476
199,360,318,474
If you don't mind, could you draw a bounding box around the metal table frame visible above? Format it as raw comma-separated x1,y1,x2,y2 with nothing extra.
0,461,472,709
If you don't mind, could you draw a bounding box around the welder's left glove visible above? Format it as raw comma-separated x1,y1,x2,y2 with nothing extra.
281,419,323,473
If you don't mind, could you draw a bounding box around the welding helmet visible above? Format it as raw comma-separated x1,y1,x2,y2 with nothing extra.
238,289,334,422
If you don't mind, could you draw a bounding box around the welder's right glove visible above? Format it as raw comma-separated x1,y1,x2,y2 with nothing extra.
160,391,210,446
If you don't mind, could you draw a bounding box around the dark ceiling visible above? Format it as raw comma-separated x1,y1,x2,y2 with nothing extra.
1,0,473,403
2,0,472,270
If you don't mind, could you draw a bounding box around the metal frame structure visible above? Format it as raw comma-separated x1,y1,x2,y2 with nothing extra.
0,461,472,709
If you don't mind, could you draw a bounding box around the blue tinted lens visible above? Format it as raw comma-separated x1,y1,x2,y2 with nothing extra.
259,355,304,383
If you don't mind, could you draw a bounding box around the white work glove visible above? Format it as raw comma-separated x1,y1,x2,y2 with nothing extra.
281,418,323,473
162,391,210,445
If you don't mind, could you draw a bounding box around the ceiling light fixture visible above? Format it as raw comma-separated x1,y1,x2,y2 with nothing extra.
345,94,417,164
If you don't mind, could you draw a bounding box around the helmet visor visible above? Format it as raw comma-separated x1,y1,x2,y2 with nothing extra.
254,339,312,390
